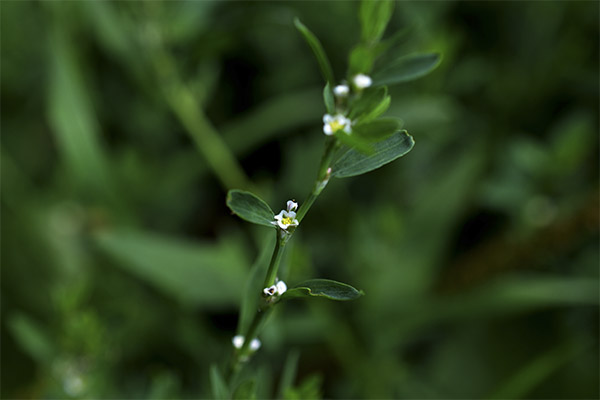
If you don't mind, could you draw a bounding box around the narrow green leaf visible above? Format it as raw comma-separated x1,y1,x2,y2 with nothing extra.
332,130,414,178
294,18,335,85
360,0,395,44
323,82,335,115
282,279,364,301
277,350,301,399
349,86,389,121
373,53,441,86
8,314,55,364
334,130,373,155
210,365,229,400
226,189,275,228
233,379,257,400
353,118,403,141
348,44,375,75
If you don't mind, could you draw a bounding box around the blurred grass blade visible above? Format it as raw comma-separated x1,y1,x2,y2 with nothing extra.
332,131,414,178
277,349,301,399
360,0,394,44
210,365,229,400
233,379,257,400
7,314,54,364
47,20,114,201
294,18,335,85
93,229,248,307
282,279,364,301
226,190,275,228
373,53,441,86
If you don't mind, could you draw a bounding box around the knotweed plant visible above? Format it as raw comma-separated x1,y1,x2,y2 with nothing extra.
212,1,440,398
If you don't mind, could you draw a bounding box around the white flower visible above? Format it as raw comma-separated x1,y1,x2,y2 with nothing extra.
250,338,261,351
333,84,350,97
232,335,245,349
232,335,261,351
271,200,300,230
323,114,352,136
263,285,277,296
353,74,372,89
276,280,287,295
286,200,298,212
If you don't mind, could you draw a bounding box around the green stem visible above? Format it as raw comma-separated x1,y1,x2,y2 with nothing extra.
263,230,286,288
296,137,339,221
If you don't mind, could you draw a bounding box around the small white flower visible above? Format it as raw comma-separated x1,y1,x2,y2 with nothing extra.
286,200,298,212
232,335,245,349
323,114,352,136
276,280,287,295
272,200,300,230
353,74,372,89
263,285,277,296
250,338,261,351
333,84,350,97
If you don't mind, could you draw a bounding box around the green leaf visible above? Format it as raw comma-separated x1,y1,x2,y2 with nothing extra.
93,229,248,307
8,314,55,364
233,379,257,400
282,279,364,301
373,53,441,86
226,189,275,228
210,365,229,400
277,350,301,399
332,130,414,178
294,18,335,85
323,82,335,115
349,86,390,122
348,44,375,75
359,0,394,44
334,130,373,155
353,118,403,141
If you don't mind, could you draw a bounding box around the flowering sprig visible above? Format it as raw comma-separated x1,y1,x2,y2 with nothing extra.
221,0,440,393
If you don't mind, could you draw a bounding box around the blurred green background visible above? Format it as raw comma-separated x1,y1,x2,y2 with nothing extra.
2,1,598,399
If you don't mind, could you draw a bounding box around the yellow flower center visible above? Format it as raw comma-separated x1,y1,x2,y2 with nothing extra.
281,216,294,225
329,120,344,132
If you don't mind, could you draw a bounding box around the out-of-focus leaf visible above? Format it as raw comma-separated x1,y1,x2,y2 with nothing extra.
47,22,114,202
284,374,323,400
233,379,257,400
323,82,335,114
277,349,301,399
147,370,180,400
294,18,335,85
373,53,441,86
226,190,275,228
349,44,375,75
93,229,248,307
349,86,390,121
221,88,323,156
282,279,364,301
359,0,394,44
210,365,229,400
332,131,414,178
8,314,54,364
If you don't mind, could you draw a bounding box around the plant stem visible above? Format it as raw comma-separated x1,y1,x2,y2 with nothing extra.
263,230,286,288
296,137,339,222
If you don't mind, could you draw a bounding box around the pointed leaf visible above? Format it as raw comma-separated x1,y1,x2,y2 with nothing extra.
332,130,414,178
360,0,395,44
294,18,335,85
348,44,375,75
349,86,390,122
373,53,441,86
226,189,275,228
323,82,335,114
281,279,364,301
210,365,229,400
353,118,403,141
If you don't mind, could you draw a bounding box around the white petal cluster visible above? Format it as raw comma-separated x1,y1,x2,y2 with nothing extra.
272,200,299,230
263,279,287,297
333,84,350,97
232,335,261,351
323,114,352,136
353,73,372,89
